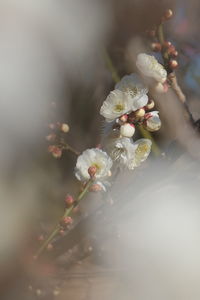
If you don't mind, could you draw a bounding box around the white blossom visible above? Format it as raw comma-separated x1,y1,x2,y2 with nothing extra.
144,111,161,132
100,89,132,122
136,53,167,83
115,73,149,111
75,148,113,182
107,137,152,170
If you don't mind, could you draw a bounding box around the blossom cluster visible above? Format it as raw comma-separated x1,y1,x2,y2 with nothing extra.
74,53,166,190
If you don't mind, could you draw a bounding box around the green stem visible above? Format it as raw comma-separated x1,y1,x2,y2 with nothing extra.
138,126,161,156
103,49,161,156
34,179,93,260
103,48,121,83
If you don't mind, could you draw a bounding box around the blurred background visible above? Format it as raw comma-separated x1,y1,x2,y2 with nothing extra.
0,0,200,299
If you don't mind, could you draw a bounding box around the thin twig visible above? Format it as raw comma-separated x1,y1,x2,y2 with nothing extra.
34,179,93,260
157,24,194,124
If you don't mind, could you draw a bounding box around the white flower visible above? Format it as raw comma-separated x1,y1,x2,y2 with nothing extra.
144,111,161,132
75,148,113,182
100,89,132,122
115,73,149,111
136,53,167,83
107,137,152,170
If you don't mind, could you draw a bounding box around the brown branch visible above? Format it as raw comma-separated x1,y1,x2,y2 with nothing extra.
168,73,186,104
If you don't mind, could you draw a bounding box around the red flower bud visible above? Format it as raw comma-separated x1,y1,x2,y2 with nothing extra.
46,133,56,142
164,9,173,20
65,194,74,206
162,41,172,49
47,243,53,251
120,114,128,123
63,216,73,225
48,145,62,158
48,123,56,130
151,42,162,52
88,165,97,178
169,59,178,69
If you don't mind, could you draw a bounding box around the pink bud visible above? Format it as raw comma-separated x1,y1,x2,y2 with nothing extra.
63,216,73,225
88,165,97,178
164,9,173,20
151,43,162,52
119,114,128,123
46,133,56,142
59,229,65,236
47,243,53,251
38,235,44,242
48,146,62,158
65,194,74,206
48,123,56,130
169,59,178,69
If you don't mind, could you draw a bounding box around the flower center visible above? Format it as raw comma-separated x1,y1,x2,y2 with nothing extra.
135,143,149,157
92,163,101,172
111,147,125,160
114,103,124,112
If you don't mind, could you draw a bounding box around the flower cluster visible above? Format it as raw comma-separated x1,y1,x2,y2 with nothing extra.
75,60,164,188
100,72,161,137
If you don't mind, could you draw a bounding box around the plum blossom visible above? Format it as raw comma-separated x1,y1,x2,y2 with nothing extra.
136,53,167,83
107,137,152,170
75,148,113,182
115,73,149,111
100,90,133,122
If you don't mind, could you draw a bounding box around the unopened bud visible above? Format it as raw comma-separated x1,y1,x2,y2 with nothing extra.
61,123,70,133
120,123,135,138
48,123,56,130
59,229,65,236
52,148,62,159
146,100,155,110
48,145,62,158
164,9,173,20
90,184,102,192
171,50,178,58
63,216,73,225
46,133,56,142
151,42,162,52
119,114,128,123
88,165,97,178
134,108,145,119
144,112,161,132
167,45,176,56
38,235,44,242
65,194,74,206
169,59,178,69
47,243,53,251
162,41,172,49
